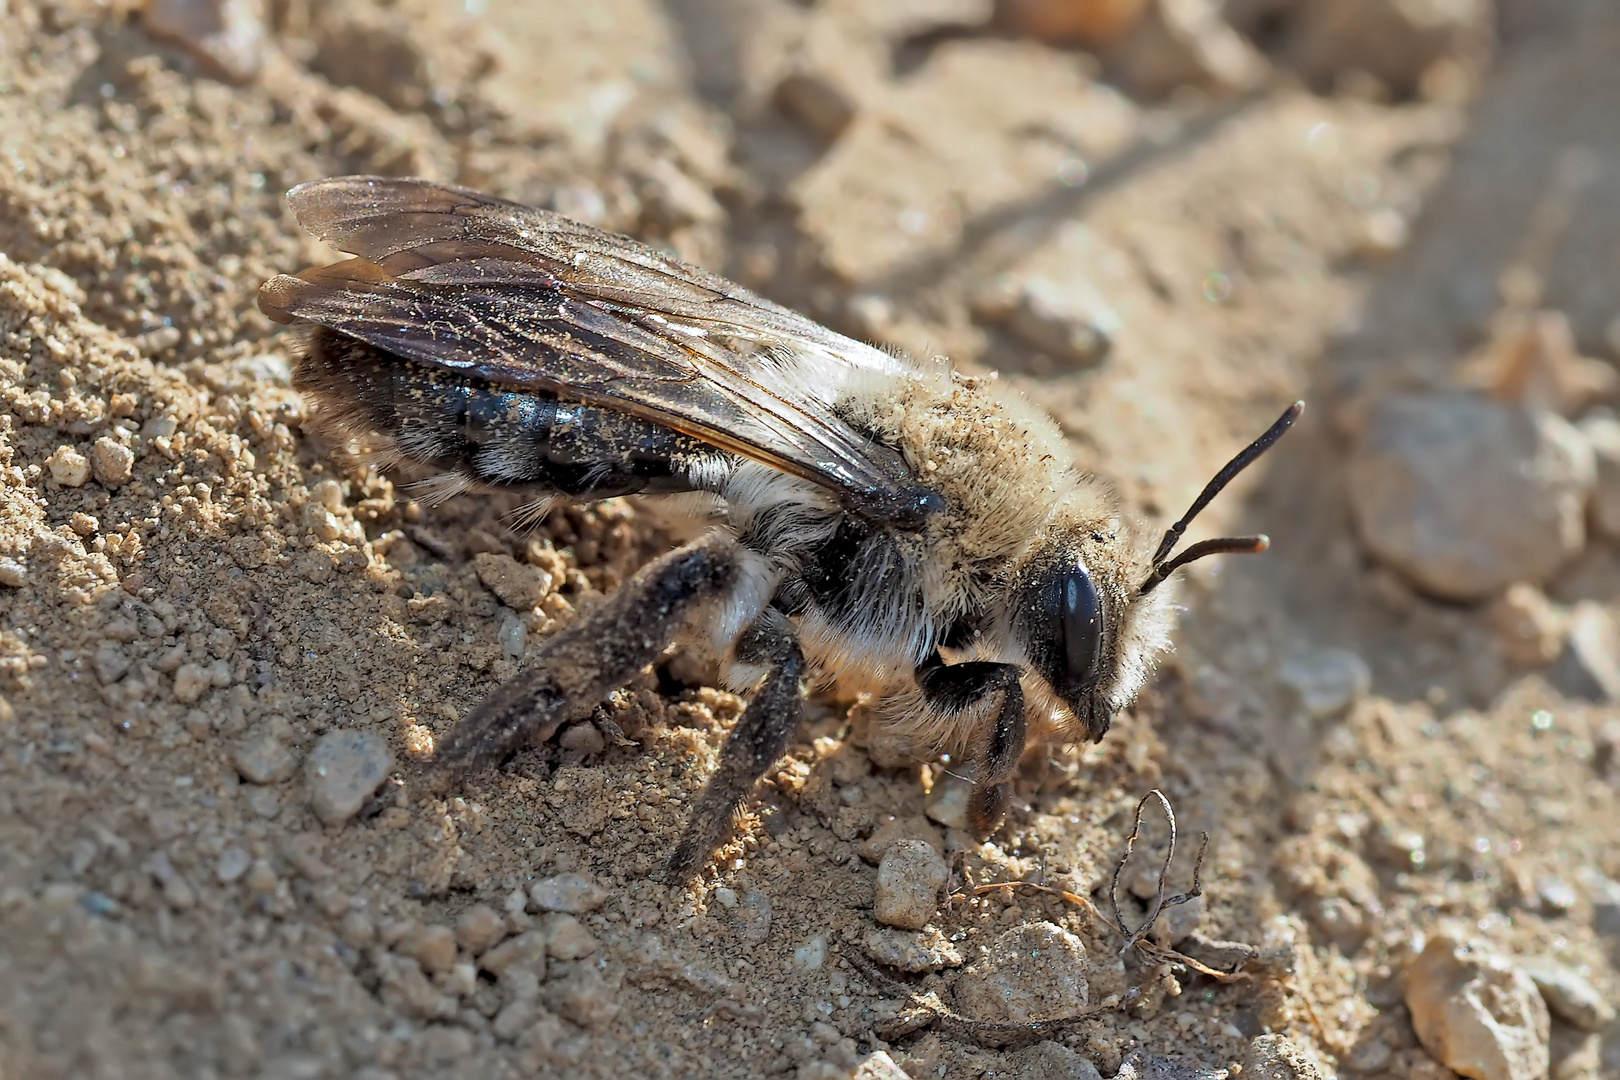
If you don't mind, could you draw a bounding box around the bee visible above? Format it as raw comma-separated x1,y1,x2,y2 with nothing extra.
260,176,1300,880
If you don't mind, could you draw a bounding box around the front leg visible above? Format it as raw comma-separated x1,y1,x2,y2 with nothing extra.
667,608,804,882
435,533,739,779
915,653,1026,839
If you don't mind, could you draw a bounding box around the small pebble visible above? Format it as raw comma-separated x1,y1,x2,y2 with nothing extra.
232,731,296,785
142,0,266,83
492,998,536,1041
1537,876,1578,914
1558,602,1620,702
792,934,827,973
1404,934,1549,1080
1579,413,1620,539
857,815,943,865
305,730,393,825
455,904,508,956
861,926,963,973
498,615,527,658
736,890,772,944
0,558,25,588
1240,1034,1325,1079
398,924,457,975
545,966,619,1028
473,552,554,610
713,886,738,908
339,909,375,948
873,839,948,930
1521,960,1615,1032
1012,1040,1103,1080
172,663,211,705
955,922,1090,1024
853,1051,912,1080
1277,647,1370,719
245,787,280,819
1348,393,1593,600
93,644,130,686
1113,1050,1227,1079
215,846,252,884
558,721,605,757
1487,583,1566,667
529,873,608,914
480,930,547,978
47,445,90,487
1151,894,1204,947
540,913,598,960
923,771,972,831
90,437,134,487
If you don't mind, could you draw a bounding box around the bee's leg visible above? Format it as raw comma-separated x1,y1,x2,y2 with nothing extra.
667,608,804,882
434,533,738,779
914,654,1026,838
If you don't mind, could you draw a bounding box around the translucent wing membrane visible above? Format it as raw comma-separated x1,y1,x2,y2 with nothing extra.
260,176,942,526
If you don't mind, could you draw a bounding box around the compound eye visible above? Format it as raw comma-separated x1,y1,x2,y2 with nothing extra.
1058,568,1103,695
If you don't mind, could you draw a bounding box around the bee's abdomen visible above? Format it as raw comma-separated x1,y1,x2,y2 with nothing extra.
297,329,710,500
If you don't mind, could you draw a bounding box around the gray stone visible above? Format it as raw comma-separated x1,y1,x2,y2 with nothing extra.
305,730,393,825
861,926,964,973
1522,960,1614,1032
954,922,1089,1024
1348,393,1593,600
1277,647,1370,720
1013,1040,1103,1080
873,839,949,930
528,873,608,914
1404,934,1549,1080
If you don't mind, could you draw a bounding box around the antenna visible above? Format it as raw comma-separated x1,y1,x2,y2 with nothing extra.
1139,401,1303,595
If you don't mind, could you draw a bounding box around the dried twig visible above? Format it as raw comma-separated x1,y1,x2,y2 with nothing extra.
852,788,1251,1048
1109,789,1209,954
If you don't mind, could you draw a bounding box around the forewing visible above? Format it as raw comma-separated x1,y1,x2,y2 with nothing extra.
261,176,936,524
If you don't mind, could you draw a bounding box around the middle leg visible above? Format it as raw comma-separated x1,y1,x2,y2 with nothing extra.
667,608,805,882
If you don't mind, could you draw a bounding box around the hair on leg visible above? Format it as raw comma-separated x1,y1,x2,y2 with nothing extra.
667,608,804,882
914,654,1026,838
434,533,740,780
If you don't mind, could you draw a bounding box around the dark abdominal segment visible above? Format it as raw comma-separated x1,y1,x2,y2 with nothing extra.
297,328,711,500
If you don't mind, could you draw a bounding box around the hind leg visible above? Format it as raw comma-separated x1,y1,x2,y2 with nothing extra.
434,533,739,778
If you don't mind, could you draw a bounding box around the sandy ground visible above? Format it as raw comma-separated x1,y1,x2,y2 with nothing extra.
0,1,1617,1078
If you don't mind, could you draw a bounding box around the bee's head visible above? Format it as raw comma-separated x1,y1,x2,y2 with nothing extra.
1013,402,1303,740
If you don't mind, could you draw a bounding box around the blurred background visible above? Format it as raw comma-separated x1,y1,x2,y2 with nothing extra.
0,1,1617,1078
